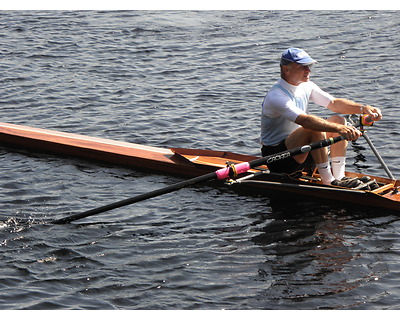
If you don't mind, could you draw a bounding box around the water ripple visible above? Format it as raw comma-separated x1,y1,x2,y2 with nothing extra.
0,10,399,310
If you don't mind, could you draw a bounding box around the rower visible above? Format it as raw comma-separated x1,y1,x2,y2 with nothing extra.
260,48,383,187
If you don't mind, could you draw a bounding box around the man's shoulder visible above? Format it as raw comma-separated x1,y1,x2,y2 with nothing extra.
300,81,318,88
299,81,322,95
266,83,290,100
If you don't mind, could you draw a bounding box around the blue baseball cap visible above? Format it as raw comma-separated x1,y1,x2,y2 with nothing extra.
281,48,317,66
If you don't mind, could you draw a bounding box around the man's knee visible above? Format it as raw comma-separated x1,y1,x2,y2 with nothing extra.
306,128,326,141
327,114,346,125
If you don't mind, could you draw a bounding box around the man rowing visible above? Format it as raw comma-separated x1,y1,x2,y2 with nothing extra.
260,47,382,187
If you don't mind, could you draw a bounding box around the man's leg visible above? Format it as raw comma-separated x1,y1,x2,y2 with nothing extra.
326,115,348,180
285,116,359,186
285,127,334,184
285,127,328,163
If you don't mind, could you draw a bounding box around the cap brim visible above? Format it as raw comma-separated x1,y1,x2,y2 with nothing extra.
299,59,317,66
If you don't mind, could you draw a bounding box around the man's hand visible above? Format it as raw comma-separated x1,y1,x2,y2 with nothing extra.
338,124,362,141
363,105,382,121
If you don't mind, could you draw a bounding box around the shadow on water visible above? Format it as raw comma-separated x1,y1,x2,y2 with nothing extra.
247,195,399,309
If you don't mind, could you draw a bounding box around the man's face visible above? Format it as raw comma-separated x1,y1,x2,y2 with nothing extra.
284,62,312,85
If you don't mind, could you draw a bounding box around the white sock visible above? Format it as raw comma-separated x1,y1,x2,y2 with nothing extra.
316,162,335,185
331,156,346,180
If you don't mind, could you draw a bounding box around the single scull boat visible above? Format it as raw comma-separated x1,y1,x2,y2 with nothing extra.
0,122,398,212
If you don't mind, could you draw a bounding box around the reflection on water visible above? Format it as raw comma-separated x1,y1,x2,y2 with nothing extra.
251,202,393,309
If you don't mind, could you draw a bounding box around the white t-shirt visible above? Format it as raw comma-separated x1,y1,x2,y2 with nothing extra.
260,79,334,146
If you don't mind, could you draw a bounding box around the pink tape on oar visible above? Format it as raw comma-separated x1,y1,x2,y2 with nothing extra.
215,162,251,180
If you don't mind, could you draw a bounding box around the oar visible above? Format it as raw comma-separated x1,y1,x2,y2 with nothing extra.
52,136,344,224
362,132,395,180
359,114,395,180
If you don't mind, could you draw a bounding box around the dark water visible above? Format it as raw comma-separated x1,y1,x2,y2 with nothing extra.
0,10,400,310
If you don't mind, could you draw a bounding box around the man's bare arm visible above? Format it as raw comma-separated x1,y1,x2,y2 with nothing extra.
295,113,361,141
327,98,382,120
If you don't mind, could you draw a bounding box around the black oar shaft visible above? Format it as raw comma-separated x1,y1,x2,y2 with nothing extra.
53,172,218,224
249,136,344,169
52,136,343,224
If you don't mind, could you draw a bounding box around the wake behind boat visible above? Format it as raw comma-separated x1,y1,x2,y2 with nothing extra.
0,122,399,217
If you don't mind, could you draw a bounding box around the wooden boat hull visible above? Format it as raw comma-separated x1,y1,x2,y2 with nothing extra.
231,175,400,212
0,123,210,177
0,122,399,212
